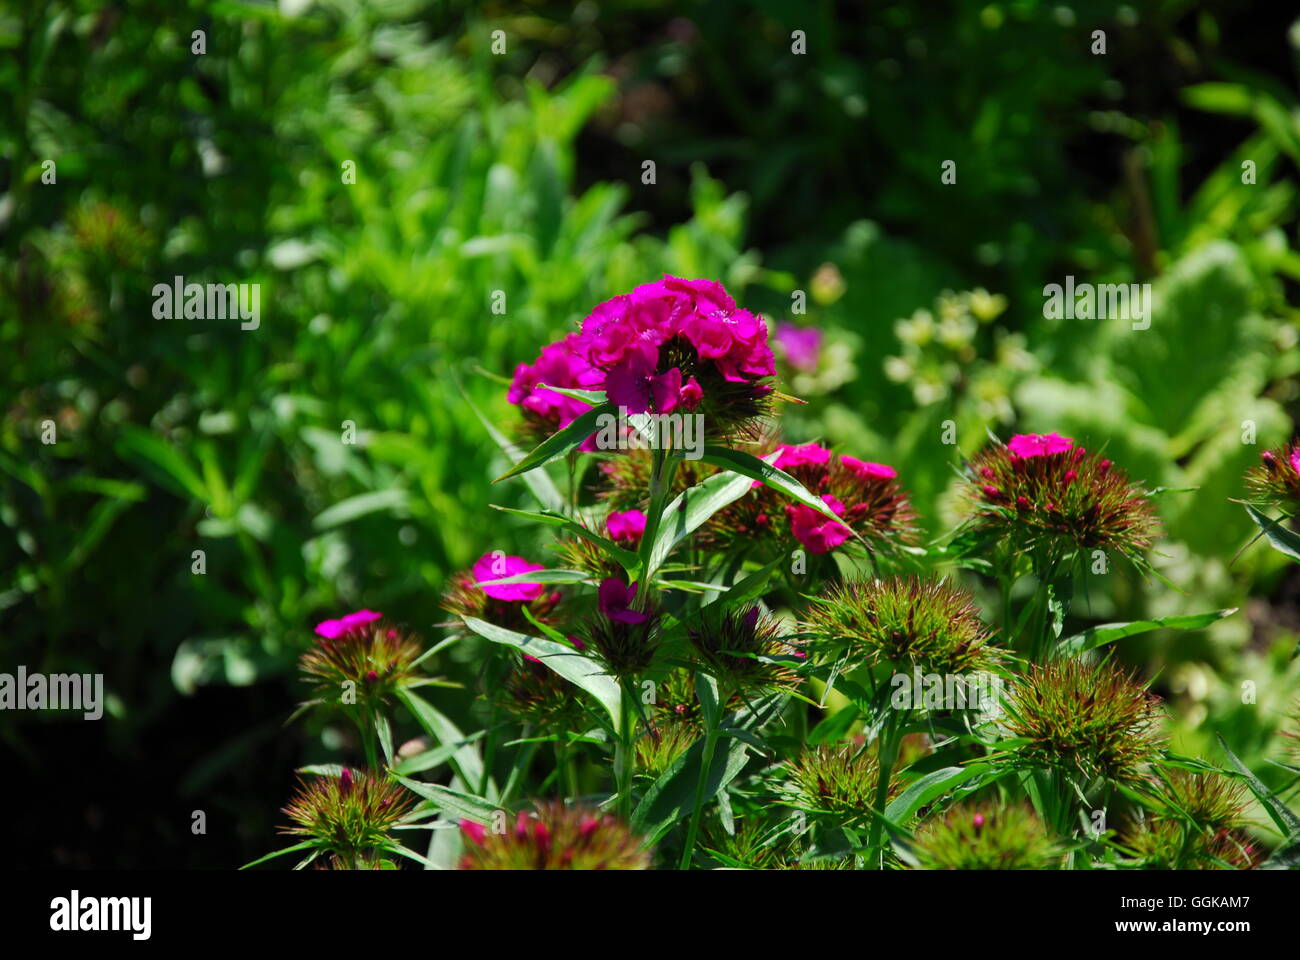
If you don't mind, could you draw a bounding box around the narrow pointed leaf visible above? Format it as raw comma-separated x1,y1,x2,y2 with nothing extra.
460,616,623,733
1056,608,1237,657
494,402,613,482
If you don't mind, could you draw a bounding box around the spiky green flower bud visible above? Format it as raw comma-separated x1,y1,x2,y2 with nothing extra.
800,575,1000,674
1000,659,1163,783
280,769,414,866
783,743,893,822
911,803,1062,870
687,604,804,694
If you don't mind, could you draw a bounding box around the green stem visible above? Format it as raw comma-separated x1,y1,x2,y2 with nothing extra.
357,706,379,773
678,717,721,870
614,681,635,819
637,448,679,590
1028,554,1060,660
866,712,901,866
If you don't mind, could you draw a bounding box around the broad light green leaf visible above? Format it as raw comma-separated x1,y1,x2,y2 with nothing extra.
476,568,593,587
460,616,623,733
1056,608,1237,657
395,776,499,824
536,384,606,405
884,764,997,823
395,688,485,790
313,488,408,530
645,460,766,574
1244,504,1300,563
393,735,484,776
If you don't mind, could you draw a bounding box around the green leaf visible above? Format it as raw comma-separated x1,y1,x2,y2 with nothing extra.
392,735,483,776
808,704,861,745
535,384,606,405
475,567,593,587
313,488,408,530
1215,733,1300,839
395,776,499,823
460,616,623,733
1181,82,1254,116
884,764,996,823
490,505,640,575
494,402,613,482
1244,504,1300,563
394,688,485,790
702,555,784,610
700,444,859,539
463,386,565,513
239,840,317,870
1056,608,1238,657
115,427,208,502
631,695,782,844
695,671,721,730
645,461,764,575
632,734,751,845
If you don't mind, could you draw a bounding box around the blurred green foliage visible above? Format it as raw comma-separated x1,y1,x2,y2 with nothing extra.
1,0,1298,864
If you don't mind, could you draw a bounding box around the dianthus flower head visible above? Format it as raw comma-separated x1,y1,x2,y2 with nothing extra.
1123,771,1256,869
800,576,1000,674
457,802,651,870
300,615,424,705
315,609,382,639
911,803,1062,870
999,659,1164,783
494,635,592,729
635,671,703,776
440,552,560,632
605,509,646,545
573,275,775,432
507,333,605,441
280,769,415,863
959,433,1158,569
686,604,803,694
579,577,662,679
783,742,893,822
703,436,918,558
1244,441,1300,508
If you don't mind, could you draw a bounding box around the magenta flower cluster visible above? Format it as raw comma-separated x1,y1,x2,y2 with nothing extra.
506,333,603,433
754,442,902,554
508,275,775,420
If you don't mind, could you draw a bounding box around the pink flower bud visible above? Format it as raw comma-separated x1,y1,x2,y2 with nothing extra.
460,819,486,846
